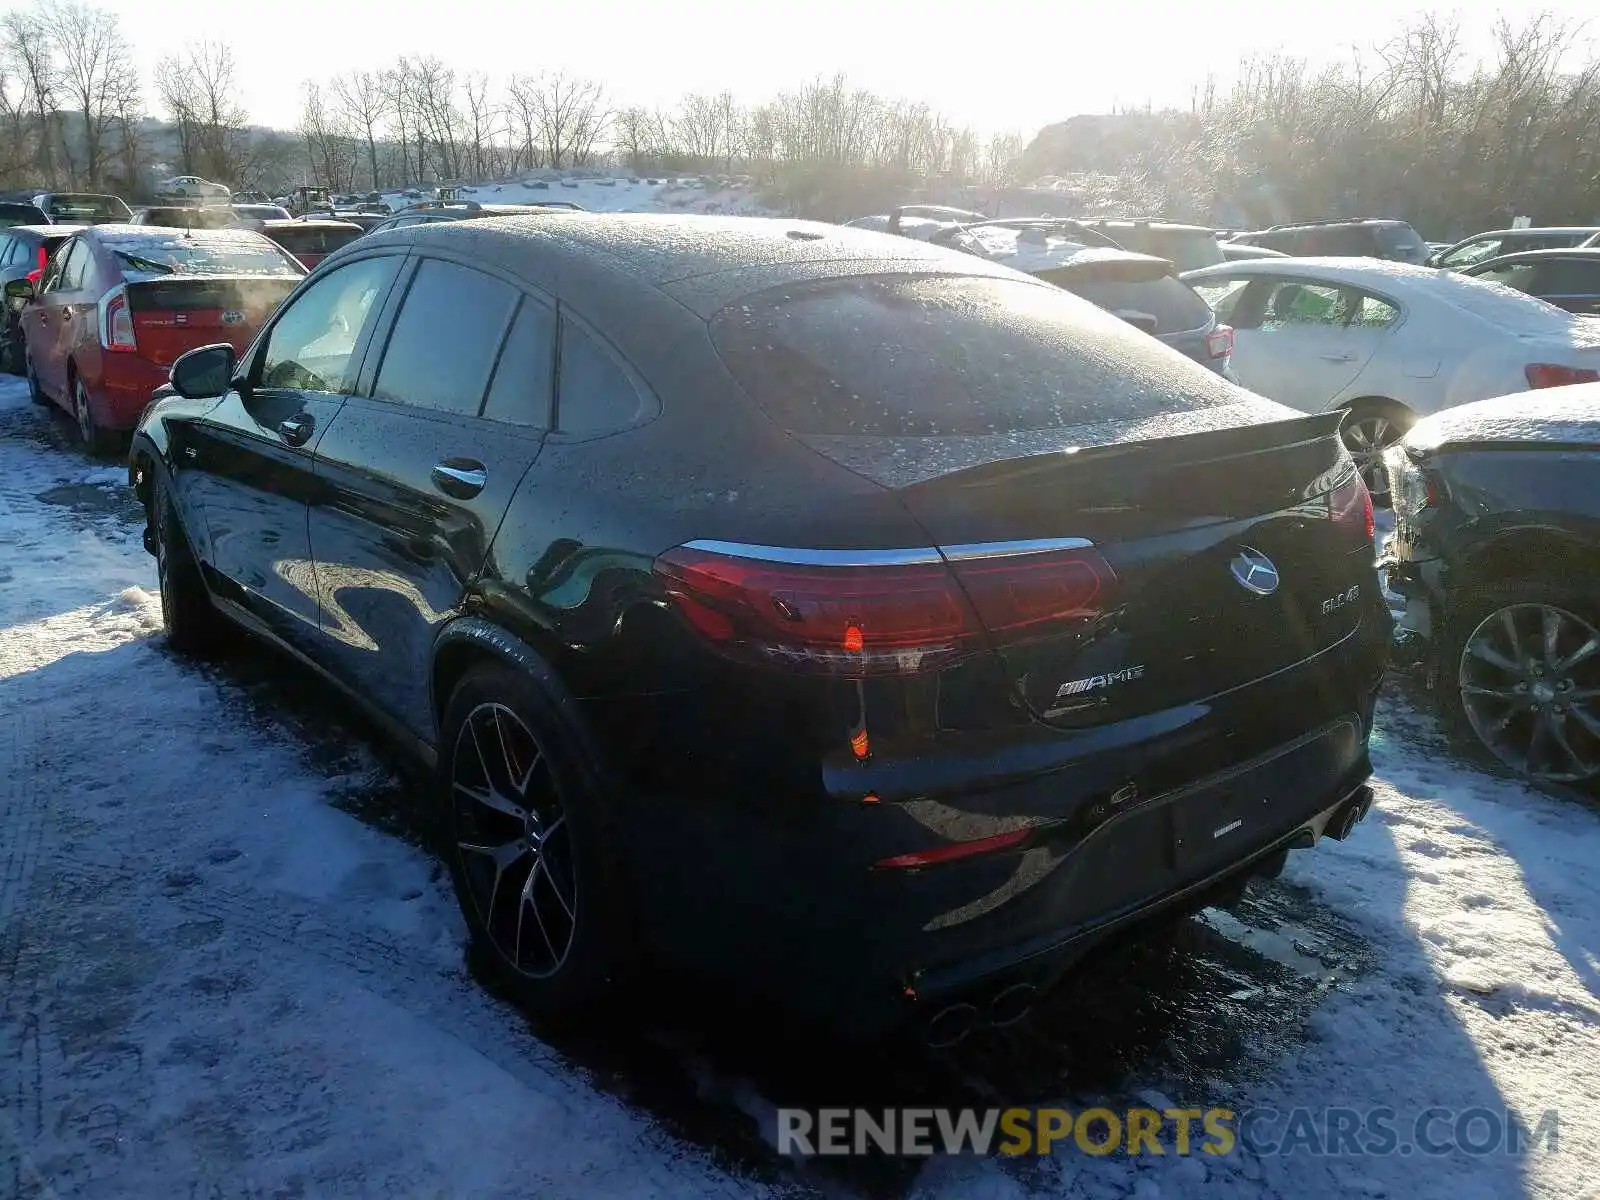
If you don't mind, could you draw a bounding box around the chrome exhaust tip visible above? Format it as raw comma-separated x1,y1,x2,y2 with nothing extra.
1325,786,1375,841
924,1002,980,1049
987,983,1039,1028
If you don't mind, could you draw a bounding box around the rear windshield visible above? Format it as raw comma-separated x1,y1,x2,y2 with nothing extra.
44,195,128,221
111,239,301,280
1374,223,1429,259
268,227,363,255
710,274,1235,438
1052,275,1212,333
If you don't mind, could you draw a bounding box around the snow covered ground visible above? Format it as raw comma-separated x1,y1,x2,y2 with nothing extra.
1,375,1597,1199
373,173,777,218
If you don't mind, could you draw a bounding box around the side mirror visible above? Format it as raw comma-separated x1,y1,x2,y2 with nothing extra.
169,343,237,399
5,277,35,302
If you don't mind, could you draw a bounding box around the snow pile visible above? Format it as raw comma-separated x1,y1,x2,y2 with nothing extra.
373,173,778,219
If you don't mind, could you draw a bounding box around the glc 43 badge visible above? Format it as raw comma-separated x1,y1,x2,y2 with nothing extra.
1321,585,1360,614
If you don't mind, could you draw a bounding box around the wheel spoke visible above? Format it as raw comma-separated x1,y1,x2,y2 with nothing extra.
513,851,541,969
453,781,526,822
492,708,522,797
1547,715,1589,776
1347,424,1370,449
460,837,530,916
1553,636,1599,674
538,820,576,920
1467,639,1521,674
1368,418,1390,445
1461,683,1522,701
1525,709,1551,772
524,861,560,964
1486,700,1528,736
1541,607,1563,666
1569,704,1600,738
1498,608,1525,663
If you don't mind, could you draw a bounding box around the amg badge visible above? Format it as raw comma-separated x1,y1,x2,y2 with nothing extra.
1054,664,1145,701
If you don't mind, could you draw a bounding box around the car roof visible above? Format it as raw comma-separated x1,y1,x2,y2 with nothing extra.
86,224,277,249
1078,218,1215,234
369,212,1030,312
7,224,81,237
1261,218,1411,230
1451,226,1600,239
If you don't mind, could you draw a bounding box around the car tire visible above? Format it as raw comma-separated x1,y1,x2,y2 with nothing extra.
1,326,23,376
440,661,636,1019
1440,578,1600,788
150,470,224,655
1340,400,1412,507
73,376,119,458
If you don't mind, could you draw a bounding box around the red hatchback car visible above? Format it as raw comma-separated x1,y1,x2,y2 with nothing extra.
10,224,305,454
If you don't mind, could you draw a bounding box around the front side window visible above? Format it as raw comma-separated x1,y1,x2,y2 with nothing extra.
372,258,519,415
257,255,402,393
1190,278,1250,321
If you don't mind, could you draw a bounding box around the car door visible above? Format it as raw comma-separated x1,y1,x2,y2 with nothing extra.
1223,277,1389,411
22,236,87,400
176,252,407,653
306,254,552,740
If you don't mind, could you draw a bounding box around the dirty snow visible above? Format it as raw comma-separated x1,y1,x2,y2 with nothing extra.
1,375,1598,1199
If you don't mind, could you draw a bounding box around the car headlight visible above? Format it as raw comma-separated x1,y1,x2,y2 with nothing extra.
1385,446,1434,520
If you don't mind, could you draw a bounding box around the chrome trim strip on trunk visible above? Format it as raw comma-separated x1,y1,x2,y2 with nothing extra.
680,536,1097,568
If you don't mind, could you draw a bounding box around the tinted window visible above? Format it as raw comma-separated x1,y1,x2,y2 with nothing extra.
373,258,517,414
1058,275,1212,333
711,275,1238,438
258,255,401,393
556,318,643,436
1537,259,1600,294
44,194,129,222
483,298,556,426
49,240,86,291
1373,223,1429,261
1473,263,1540,294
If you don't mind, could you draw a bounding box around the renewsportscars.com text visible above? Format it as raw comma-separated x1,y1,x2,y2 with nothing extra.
777,1106,1560,1158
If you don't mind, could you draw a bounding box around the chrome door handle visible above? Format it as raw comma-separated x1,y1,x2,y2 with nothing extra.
431,460,487,499
277,414,314,445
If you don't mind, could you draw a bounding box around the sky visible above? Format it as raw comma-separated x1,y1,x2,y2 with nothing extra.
91,0,1600,137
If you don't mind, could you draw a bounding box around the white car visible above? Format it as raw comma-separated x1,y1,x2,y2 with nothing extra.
156,175,231,203
1182,257,1600,497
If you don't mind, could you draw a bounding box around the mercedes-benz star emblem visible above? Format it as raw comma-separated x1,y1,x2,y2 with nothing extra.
1229,547,1280,596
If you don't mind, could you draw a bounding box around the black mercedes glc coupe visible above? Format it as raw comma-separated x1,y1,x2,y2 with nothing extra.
130,214,1390,1041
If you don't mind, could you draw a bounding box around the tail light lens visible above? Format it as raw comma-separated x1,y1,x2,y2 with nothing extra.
1329,469,1374,542
100,287,136,353
1525,363,1599,389
1205,324,1234,360
653,541,1117,676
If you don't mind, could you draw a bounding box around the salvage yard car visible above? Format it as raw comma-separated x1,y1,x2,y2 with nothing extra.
8,224,304,454
0,223,83,373
30,192,133,225
260,217,365,270
1385,385,1600,785
1183,258,1600,499
128,214,1387,1041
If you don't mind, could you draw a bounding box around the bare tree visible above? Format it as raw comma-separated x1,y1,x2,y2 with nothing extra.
2,7,56,185
155,42,248,183
508,72,608,169
461,71,496,181
50,1,137,188
333,69,389,191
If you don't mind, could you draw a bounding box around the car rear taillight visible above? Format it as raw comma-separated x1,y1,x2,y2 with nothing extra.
1205,324,1234,360
653,541,1117,676
1329,469,1374,542
1525,363,1599,389
25,245,46,286
100,287,136,353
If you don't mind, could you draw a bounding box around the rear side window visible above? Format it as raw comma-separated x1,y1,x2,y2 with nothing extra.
373,258,518,415
1471,263,1540,294
1374,223,1428,260
1152,231,1223,272
1537,259,1600,294
54,240,88,291
482,298,555,427
555,319,645,436
1057,275,1211,333
710,274,1238,438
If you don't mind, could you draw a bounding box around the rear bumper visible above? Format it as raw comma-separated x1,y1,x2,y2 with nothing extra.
92,356,172,430
612,607,1388,1035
